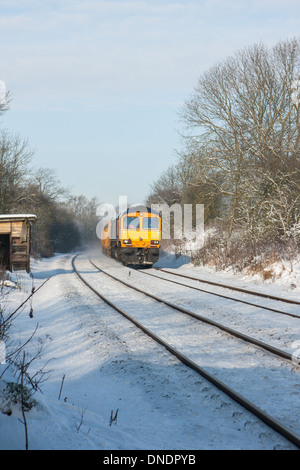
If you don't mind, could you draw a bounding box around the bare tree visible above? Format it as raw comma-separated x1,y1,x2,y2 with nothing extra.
179,37,300,240
32,167,68,202
67,194,100,245
0,82,11,116
0,131,34,212
146,165,182,206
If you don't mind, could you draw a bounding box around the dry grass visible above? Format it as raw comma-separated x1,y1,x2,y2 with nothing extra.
188,229,299,280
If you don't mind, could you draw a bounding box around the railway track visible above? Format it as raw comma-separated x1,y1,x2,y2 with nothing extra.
89,260,297,362
156,267,300,305
72,254,300,449
138,268,300,319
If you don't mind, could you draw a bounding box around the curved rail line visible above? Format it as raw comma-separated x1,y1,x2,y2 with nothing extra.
156,267,300,305
72,254,300,449
135,269,300,319
89,258,296,363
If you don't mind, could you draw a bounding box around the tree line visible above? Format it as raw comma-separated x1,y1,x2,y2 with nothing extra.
0,94,99,257
147,38,300,270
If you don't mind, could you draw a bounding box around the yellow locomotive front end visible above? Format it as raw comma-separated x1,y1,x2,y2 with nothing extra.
101,207,161,266
119,209,161,265
100,208,160,266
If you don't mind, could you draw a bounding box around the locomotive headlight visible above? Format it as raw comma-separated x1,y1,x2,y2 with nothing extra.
151,240,159,245
123,239,132,244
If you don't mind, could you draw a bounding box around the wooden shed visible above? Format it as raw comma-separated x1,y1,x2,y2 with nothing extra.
0,214,37,273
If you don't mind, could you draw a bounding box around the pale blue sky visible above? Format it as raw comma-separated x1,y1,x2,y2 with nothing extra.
1,0,300,206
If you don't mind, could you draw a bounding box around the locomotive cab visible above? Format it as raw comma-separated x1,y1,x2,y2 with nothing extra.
101,207,161,267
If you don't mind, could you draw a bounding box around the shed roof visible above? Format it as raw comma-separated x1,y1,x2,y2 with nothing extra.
0,214,37,222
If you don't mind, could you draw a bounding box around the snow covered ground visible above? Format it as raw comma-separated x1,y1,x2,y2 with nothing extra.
0,249,299,451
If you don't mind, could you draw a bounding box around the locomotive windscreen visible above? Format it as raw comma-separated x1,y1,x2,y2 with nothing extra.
142,217,159,230
123,217,140,229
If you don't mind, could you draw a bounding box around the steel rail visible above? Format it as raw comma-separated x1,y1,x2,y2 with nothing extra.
89,258,295,363
138,270,300,318
138,270,300,319
72,255,300,449
156,267,300,305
